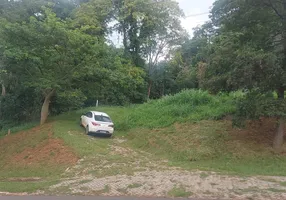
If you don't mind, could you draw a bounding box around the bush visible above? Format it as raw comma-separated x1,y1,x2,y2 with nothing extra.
0,88,42,125
50,90,87,115
233,90,286,127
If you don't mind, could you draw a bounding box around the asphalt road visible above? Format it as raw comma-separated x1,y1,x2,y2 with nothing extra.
0,196,213,200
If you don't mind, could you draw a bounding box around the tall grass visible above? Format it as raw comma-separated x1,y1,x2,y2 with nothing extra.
57,89,237,131
2,90,237,135
115,90,237,130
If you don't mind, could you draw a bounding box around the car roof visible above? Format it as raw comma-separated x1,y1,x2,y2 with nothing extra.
91,111,109,117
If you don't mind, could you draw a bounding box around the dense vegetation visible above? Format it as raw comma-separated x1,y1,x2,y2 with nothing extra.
1,0,286,151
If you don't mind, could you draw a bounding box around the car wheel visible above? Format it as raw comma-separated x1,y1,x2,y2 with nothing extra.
85,126,89,135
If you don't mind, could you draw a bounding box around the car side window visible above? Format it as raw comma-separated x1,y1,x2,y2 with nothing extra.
85,112,93,118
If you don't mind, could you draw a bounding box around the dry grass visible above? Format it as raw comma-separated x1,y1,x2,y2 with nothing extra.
126,118,286,176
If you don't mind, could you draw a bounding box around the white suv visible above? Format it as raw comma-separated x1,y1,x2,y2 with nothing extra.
80,111,114,137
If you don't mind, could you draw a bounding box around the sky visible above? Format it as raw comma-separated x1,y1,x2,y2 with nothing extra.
177,0,215,36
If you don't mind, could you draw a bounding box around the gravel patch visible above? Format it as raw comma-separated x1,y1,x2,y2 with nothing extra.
49,143,286,200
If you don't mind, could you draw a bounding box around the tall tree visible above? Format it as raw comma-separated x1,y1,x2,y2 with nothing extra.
0,9,101,124
113,0,185,97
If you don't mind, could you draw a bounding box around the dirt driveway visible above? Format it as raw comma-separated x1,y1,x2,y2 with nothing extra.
49,138,286,200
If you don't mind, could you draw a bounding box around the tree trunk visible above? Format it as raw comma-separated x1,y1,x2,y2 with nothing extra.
273,88,285,152
273,0,286,152
147,80,152,99
1,83,5,96
162,82,165,97
274,118,285,152
40,89,55,125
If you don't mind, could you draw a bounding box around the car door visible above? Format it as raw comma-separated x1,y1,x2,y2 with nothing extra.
82,112,92,127
84,112,93,127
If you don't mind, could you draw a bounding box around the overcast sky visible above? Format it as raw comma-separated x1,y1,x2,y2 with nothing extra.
177,0,215,36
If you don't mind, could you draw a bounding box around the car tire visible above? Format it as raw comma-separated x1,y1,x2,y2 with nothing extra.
85,126,89,135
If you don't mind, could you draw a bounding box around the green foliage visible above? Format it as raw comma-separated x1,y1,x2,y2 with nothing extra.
52,89,237,132
73,0,113,36
51,90,87,115
76,47,147,106
0,88,42,123
112,0,185,68
174,0,286,151
115,89,236,130
200,0,286,97
233,91,286,127
0,8,99,124
0,122,38,138
0,3,147,124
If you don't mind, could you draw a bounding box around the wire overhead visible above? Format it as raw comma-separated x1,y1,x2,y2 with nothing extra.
185,12,210,18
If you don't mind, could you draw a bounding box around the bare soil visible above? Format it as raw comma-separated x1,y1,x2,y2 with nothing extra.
7,138,78,166
0,123,78,167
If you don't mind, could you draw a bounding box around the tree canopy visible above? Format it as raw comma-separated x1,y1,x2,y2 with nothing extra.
0,0,183,125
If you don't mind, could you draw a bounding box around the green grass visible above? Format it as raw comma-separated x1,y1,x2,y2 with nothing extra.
280,181,286,186
0,166,66,180
0,122,38,138
53,106,133,133
54,90,236,132
116,90,236,130
259,178,278,183
127,183,143,189
0,180,58,193
267,188,286,193
2,88,286,195
0,125,58,179
238,187,262,193
126,119,286,176
167,186,193,197
52,120,111,157
200,172,209,179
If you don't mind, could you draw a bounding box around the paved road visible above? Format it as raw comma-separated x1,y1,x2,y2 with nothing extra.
0,196,213,200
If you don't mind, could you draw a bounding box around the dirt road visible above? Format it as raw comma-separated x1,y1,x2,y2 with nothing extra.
47,138,286,200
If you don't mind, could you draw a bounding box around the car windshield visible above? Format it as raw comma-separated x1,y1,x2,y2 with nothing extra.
94,115,112,122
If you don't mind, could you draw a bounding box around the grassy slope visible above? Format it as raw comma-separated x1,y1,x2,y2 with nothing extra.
0,125,64,193
127,120,286,176
1,89,286,194
54,89,286,176
116,89,237,130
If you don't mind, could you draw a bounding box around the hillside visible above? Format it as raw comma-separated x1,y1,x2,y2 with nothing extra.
0,90,286,198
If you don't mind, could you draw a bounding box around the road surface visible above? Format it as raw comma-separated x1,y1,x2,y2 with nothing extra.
0,196,212,200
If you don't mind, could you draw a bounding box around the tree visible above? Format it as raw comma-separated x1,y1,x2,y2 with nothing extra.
73,47,146,106
0,0,80,22
202,0,286,151
0,68,7,97
73,0,113,37
0,9,101,124
111,0,185,98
